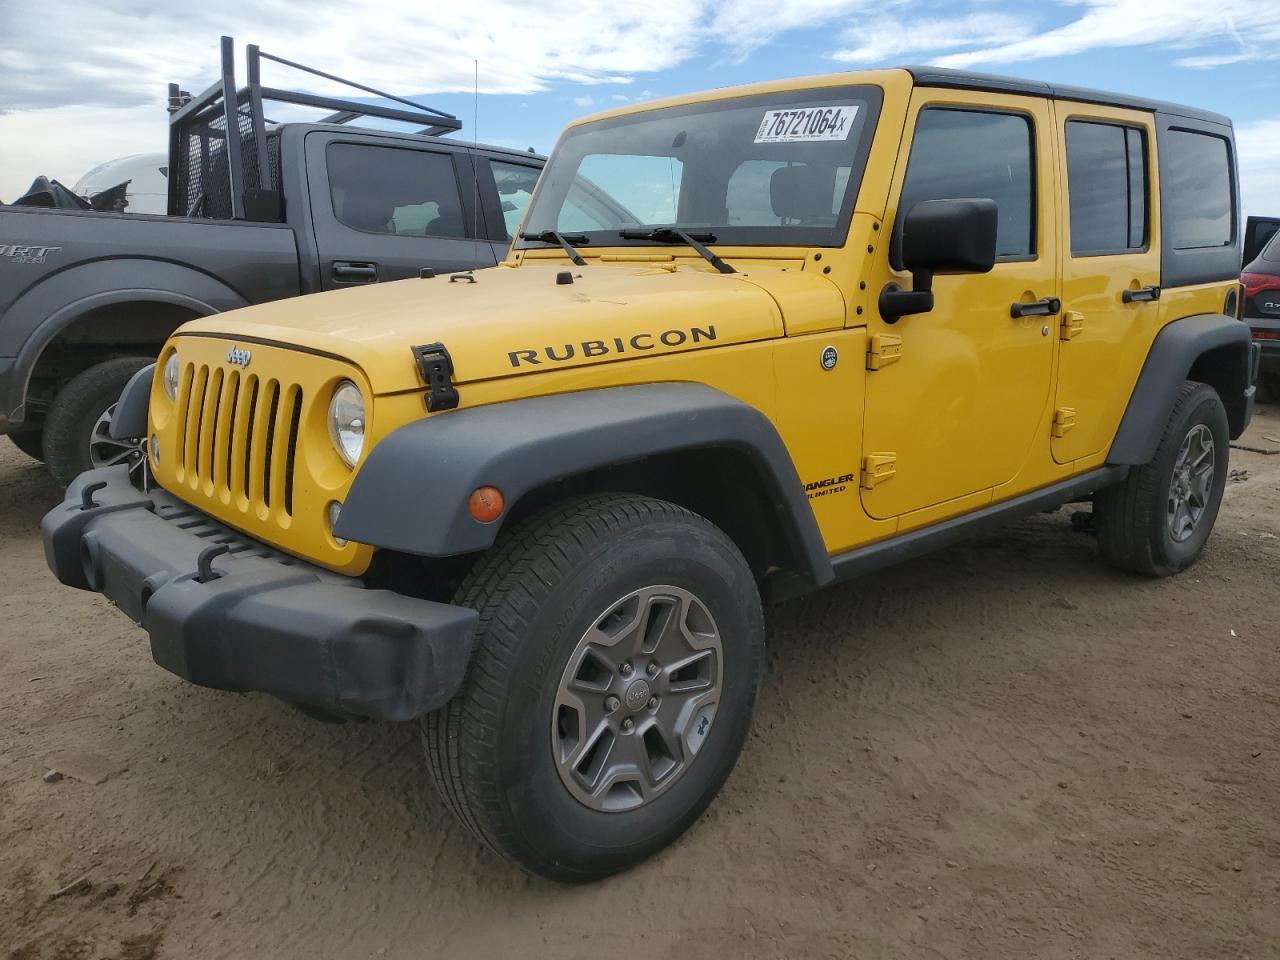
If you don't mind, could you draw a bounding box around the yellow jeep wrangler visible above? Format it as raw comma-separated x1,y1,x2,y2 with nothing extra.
44,66,1258,881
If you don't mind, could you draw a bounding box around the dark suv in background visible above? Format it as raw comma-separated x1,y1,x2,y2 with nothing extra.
1242,227,1280,401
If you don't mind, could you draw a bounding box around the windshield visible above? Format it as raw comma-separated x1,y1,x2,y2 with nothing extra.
518,85,881,249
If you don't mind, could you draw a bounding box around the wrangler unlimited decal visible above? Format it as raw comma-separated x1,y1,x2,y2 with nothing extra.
804,473,856,500
508,325,717,368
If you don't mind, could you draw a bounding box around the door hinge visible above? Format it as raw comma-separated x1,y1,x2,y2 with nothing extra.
1060,311,1085,341
866,333,903,370
412,342,460,412
1052,407,1077,438
861,453,897,489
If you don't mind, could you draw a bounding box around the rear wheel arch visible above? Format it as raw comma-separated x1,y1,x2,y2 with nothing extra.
1108,313,1254,465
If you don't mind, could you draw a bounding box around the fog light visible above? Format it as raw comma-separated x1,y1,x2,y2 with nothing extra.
150,435,160,463
468,486,504,523
328,501,348,547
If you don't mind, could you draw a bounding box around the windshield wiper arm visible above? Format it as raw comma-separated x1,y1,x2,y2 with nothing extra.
519,230,588,266
618,228,736,275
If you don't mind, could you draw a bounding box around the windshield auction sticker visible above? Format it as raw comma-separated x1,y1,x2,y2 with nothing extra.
755,105,859,143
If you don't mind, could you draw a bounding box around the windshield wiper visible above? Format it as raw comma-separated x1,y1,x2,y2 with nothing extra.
617,228,735,274
519,230,589,266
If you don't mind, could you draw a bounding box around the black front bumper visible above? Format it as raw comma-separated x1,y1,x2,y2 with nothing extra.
42,467,479,722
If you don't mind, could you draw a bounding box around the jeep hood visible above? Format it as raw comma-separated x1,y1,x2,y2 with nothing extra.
177,261,843,394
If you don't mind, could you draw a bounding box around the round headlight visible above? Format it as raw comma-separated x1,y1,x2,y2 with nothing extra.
327,381,366,468
162,352,180,402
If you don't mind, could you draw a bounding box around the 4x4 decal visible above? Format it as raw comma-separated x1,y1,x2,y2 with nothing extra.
0,243,61,264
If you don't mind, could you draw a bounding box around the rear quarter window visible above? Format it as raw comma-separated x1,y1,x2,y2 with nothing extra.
1163,129,1233,250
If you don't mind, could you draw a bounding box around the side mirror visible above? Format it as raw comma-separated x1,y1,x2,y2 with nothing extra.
880,198,998,322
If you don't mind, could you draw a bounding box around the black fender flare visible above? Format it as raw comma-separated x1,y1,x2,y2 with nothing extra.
335,383,835,591
1108,313,1255,465
109,362,156,440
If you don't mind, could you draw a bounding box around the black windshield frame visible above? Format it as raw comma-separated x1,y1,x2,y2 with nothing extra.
516,84,883,251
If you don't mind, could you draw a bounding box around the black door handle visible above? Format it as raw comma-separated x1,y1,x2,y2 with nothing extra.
332,261,378,282
1010,297,1061,318
1122,285,1161,303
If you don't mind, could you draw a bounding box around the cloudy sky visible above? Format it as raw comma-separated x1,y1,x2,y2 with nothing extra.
1,0,1278,213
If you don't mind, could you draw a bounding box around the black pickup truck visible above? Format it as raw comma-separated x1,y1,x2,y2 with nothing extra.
0,38,544,484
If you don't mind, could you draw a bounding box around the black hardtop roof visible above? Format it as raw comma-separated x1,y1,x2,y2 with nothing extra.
277,122,545,160
904,65,1231,126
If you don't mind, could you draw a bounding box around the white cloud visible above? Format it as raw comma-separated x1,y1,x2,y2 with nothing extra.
709,0,878,57
611,94,630,102
832,13,1031,63
932,0,1280,70
573,96,596,107
1236,116,1280,217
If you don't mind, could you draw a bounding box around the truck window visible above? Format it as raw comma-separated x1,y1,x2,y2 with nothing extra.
327,143,466,238
1164,129,1233,250
1066,120,1147,255
898,108,1034,259
490,161,541,239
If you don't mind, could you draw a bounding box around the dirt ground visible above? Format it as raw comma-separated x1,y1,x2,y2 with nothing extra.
1,405,1278,960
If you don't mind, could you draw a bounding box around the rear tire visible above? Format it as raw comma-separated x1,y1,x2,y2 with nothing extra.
422,493,764,882
42,357,151,487
1095,381,1229,576
7,429,44,462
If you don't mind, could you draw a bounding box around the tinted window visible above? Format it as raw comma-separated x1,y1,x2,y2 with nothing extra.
328,143,465,237
899,109,1034,259
1264,229,1280,264
1066,120,1148,255
490,160,541,239
1164,130,1232,249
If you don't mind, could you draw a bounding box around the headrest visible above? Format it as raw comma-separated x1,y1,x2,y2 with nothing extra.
770,165,831,223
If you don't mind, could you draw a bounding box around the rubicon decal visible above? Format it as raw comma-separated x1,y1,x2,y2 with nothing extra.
508,325,717,368
804,473,855,500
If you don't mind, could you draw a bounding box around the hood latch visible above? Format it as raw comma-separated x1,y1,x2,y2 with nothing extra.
413,342,460,412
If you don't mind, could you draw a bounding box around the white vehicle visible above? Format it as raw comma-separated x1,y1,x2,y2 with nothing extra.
73,154,168,214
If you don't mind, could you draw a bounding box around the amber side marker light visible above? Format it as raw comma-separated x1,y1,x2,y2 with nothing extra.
469,486,505,523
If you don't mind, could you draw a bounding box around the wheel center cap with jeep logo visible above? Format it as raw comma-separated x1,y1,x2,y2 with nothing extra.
226,345,252,367
623,678,652,712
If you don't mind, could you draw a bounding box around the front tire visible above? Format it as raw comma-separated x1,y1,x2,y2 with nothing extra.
42,357,151,487
1095,381,1229,576
422,494,764,882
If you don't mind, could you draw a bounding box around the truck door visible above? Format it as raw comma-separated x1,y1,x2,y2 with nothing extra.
860,90,1059,521
1050,105,1160,465
307,134,497,288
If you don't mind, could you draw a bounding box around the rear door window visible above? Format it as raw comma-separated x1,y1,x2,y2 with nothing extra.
1065,120,1148,255
327,143,467,238
1163,130,1233,250
898,108,1035,259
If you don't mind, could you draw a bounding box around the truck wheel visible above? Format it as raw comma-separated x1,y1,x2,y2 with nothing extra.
1095,381,1229,577
7,429,44,462
422,493,764,882
42,357,152,487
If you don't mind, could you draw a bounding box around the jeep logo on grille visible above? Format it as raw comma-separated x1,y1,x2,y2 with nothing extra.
226,346,252,367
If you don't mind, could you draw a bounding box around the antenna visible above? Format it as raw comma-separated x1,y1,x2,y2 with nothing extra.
472,59,481,271
451,59,483,283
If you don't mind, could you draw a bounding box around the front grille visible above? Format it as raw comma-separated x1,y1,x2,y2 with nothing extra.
174,362,303,520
